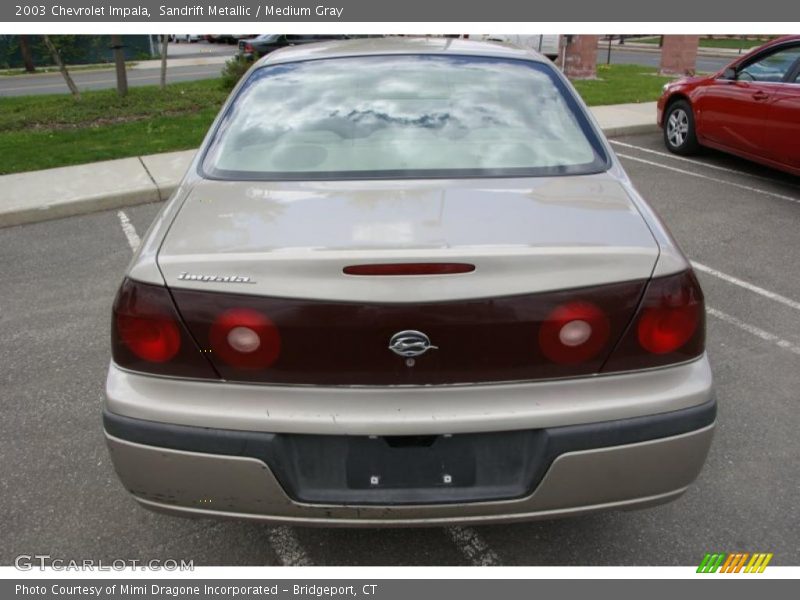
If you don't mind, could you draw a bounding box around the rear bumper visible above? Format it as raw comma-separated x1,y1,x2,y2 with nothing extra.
105,356,714,436
104,398,715,526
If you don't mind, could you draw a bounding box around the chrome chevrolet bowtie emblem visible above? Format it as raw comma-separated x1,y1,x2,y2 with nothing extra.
388,330,438,358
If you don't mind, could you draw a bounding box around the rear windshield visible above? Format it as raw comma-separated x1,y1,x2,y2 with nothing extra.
202,54,609,180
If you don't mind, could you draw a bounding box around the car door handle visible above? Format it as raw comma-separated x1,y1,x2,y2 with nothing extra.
752,90,769,101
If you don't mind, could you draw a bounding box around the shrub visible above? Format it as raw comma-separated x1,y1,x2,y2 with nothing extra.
221,55,253,91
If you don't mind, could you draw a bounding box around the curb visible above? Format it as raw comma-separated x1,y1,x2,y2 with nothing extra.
0,123,659,229
602,123,660,137
0,188,160,229
1,157,167,228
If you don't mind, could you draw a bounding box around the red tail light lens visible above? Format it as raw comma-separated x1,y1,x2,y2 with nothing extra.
603,269,705,372
116,313,180,363
111,279,219,379
244,43,253,52
637,304,699,354
539,301,610,364
210,308,281,369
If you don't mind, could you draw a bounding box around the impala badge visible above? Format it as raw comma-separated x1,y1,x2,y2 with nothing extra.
177,272,256,284
388,330,438,358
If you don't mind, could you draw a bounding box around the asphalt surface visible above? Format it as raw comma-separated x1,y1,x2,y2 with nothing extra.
1,132,799,566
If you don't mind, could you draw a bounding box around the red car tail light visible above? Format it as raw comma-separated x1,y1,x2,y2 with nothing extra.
111,279,219,379
538,301,610,364
116,312,180,363
113,271,703,384
603,269,705,373
637,303,699,354
244,43,254,53
210,308,281,369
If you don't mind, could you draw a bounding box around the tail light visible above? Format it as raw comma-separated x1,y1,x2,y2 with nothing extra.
538,301,610,364
602,269,705,373
210,308,281,369
244,43,254,53
111,279,218,379
116,311,179,363
111,270,703,385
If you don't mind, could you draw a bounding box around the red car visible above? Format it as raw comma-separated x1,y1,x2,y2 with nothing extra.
658,35,800,175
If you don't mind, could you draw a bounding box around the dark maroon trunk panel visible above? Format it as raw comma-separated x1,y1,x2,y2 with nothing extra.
170,280,647,385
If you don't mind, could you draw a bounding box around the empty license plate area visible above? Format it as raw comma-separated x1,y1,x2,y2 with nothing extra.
271,430,548,505
347,435,477,489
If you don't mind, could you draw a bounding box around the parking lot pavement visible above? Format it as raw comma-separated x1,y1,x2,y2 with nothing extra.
1,132,799,566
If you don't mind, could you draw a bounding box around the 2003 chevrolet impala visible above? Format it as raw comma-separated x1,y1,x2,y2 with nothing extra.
104,37,715,526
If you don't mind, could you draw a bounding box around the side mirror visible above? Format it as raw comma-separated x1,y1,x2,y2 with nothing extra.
722,67,737,80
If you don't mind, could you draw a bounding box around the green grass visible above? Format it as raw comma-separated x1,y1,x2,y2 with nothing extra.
0,78,227,130
697,37,774,49
629,36,661,44
0,65,672,175
572,64,674,106
0,79,228,174
0,109,220,174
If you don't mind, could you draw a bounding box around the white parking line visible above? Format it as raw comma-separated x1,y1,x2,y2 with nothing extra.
706,306,800,356
266,526,313,566
610,140,800,190
692,261,800,313
116,211,141,252
616,153,800,205
446,526,501,566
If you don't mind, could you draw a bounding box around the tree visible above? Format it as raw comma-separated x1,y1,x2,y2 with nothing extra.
19,35,35,73
110,34,128,97
159,34,168,90
42,35,80,99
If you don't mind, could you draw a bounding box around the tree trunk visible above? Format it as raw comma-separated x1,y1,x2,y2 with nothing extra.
42,35,80,99
19,35,36,73
111,34,128,97
160,34,168,90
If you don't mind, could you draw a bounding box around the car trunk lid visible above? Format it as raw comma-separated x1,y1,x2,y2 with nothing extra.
159,175,658,303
